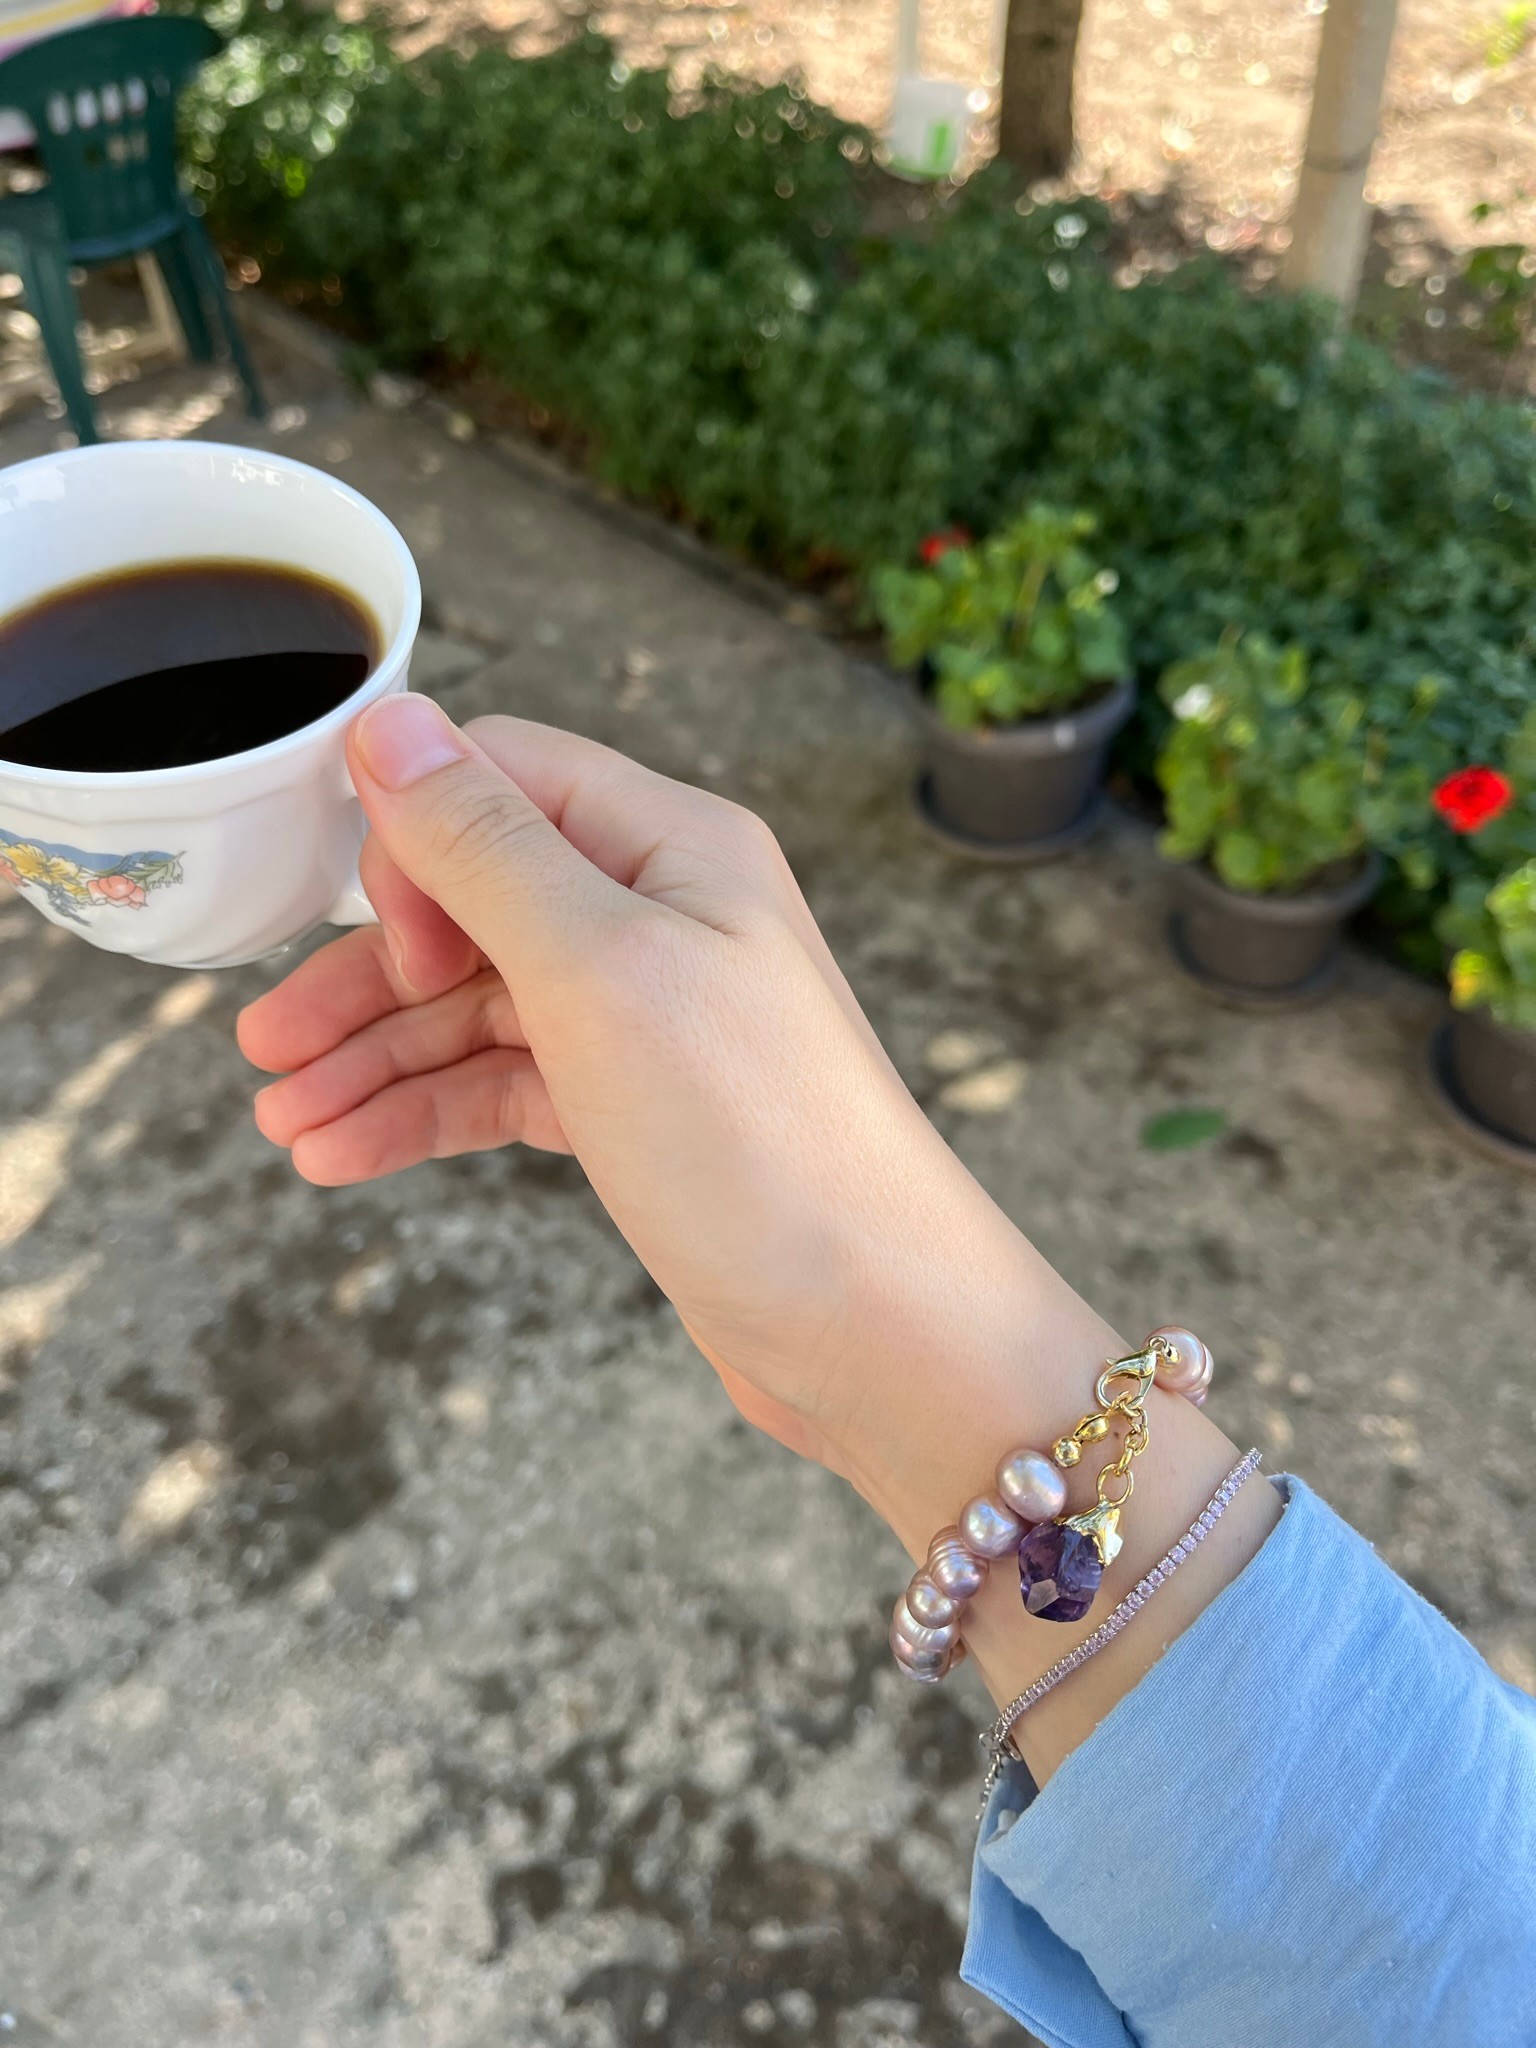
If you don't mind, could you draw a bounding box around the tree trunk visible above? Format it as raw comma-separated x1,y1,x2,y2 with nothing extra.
997,0,1085,182
1280,0,1401,314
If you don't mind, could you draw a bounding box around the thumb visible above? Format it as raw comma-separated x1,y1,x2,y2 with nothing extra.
348,693,625,977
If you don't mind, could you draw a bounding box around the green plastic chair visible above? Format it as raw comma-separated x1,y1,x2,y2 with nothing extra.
0,14,264,443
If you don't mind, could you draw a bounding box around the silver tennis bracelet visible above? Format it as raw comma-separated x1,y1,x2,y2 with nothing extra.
979,1447,1264,1805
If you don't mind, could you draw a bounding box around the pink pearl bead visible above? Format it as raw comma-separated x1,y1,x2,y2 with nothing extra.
928,1527,988,1600
1150,1325,1212,1397
889,1626,947,1679
996,1447,1068,1523
959,1492,1025,1559
905,1572,960,1628
891,1594,959,1657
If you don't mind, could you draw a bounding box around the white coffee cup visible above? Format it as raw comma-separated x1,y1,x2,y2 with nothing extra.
0,439,421,970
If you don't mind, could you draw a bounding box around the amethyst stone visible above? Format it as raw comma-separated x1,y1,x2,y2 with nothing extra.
1017,1521,1103,1623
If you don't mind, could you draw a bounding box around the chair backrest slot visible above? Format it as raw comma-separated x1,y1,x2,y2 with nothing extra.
0,17,223,249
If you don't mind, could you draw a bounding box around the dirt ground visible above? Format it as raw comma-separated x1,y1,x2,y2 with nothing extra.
393,0,1536,251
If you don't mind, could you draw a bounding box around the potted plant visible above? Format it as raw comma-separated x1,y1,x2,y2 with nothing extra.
1155,632,1381,1004
1425,739,1536,1159
1433,859,1536,1157
872,506,1134,857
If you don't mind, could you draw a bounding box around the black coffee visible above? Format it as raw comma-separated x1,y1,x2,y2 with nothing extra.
0,560,380,773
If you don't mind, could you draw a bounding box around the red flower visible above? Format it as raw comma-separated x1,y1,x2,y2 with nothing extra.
918,525,972,566
1432,766,1516,834
0,859,19,890
88,872,147,909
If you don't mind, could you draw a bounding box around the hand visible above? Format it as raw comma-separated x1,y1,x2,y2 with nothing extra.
241,696,1274,1775
239,696,1059,1493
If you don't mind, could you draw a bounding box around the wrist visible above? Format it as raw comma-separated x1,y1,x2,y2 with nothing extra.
827,1158,1125,1552
826,1166,1282,1776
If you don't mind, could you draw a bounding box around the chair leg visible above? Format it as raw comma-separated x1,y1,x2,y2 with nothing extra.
155,230,216,363
8,238,97,445
135,250,182,359
184,220,267,421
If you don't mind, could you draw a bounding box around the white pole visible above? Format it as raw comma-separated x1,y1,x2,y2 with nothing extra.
1280,0,1401,313
896,0,921,76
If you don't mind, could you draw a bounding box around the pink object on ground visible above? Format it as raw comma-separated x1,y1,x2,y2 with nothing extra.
0,1,154,63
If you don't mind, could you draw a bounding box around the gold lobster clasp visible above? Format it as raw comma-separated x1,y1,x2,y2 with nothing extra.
1094,1344,1159,1413
1047,1345,1162,1565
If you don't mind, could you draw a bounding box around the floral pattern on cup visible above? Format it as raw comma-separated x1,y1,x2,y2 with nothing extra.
0,829,182,924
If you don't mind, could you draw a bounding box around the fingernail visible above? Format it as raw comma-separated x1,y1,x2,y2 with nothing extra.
354,694,469,790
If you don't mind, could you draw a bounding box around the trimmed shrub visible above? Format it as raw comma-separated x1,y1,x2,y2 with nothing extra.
179,2,1536,925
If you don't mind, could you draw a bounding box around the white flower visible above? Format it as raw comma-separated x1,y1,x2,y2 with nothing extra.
1172,682,1214,720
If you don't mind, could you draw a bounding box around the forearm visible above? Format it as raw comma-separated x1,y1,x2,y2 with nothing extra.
254,696,1278,1781
248,701,1533,2043
831,1150,1281,1780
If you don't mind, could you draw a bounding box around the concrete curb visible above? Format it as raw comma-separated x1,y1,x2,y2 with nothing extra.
237,288,352,376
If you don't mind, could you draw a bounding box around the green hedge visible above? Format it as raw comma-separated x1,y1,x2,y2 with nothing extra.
182,1,1536,915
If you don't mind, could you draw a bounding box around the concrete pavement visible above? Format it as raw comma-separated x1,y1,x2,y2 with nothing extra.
1,320,1532,2047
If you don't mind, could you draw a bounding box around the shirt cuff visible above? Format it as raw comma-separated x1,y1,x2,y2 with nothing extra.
960,1475,1536,2048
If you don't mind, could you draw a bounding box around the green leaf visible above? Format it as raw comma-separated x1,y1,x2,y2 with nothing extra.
1140,1107,1229,1151
870,502,1127,725
1214,831,1269,891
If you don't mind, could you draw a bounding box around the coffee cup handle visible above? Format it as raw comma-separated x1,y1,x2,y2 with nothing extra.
325,857,379,929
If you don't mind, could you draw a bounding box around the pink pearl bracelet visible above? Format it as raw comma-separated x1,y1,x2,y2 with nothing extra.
889,1325,1215,1683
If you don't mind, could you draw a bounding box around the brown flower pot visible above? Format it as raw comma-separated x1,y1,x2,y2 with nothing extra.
1439,1006,1536,1154
1167,852,1383,1007
912,675,1135,860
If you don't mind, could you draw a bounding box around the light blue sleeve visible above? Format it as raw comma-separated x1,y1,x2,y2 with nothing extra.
961,1477,1536,2048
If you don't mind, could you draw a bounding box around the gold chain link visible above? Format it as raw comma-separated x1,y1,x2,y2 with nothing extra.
1051,1340,1169,1510
1094,1401,1150,1511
